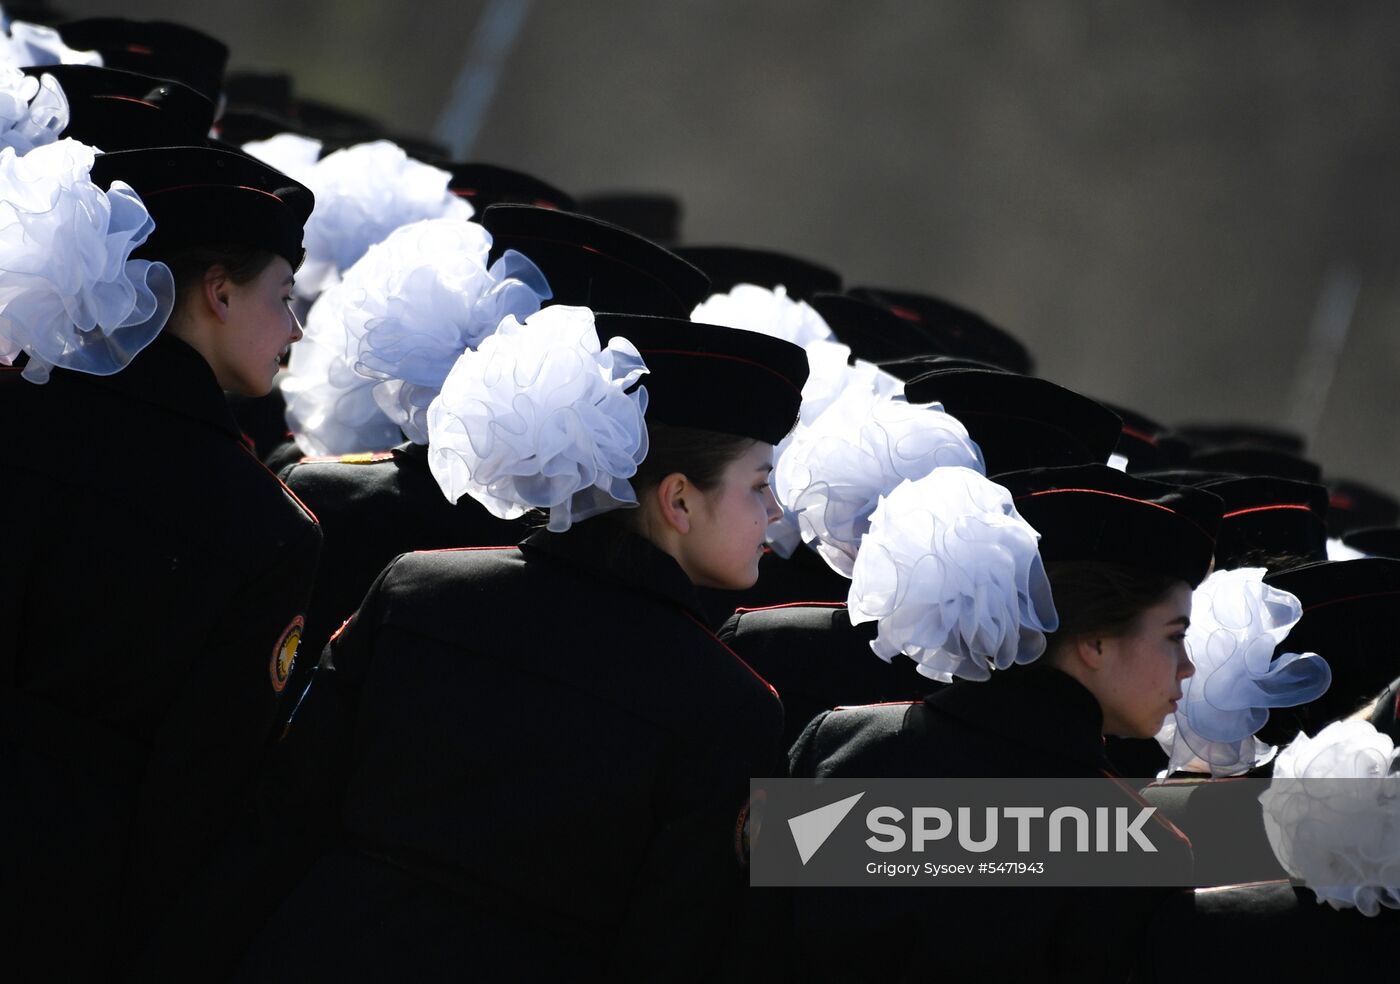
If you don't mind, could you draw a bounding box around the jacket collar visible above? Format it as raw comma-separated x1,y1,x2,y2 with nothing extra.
926,662,1111,772
520,516,709,623
79,332,243,440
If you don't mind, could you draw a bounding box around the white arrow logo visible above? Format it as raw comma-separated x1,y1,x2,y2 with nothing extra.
788,792,865,865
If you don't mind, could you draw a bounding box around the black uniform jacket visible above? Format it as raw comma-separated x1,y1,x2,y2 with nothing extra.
237,517,785,982
0,335,321,978
718,601,939,747
276,441,530,702
786,664,1194,984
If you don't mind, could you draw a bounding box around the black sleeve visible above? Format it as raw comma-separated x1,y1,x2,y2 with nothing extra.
787,710,833,778
126,550,408,980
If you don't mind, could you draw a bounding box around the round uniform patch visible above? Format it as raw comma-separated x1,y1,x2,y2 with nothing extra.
270,615,303,694
734,788,767,866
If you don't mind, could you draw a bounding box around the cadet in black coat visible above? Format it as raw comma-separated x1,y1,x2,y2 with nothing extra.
274,208,708,685
0,146,319,977
786,465,1224,983
236,313,809,980
276,443,529,702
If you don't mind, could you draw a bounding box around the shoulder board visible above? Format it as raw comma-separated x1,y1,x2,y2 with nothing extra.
734,600,848,615
298,450,397,465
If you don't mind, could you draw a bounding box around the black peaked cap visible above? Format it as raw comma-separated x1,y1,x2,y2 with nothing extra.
809,293,936,363
999,464,1224,587
675,246,841,302
1183,445,1323,483
1342,526,1400,560
1327,478,1400,536
575,192,682,246
1260,557,1400,739
483,205,710,318
849,285,1033,375
90,146,313,268
1175,422,1307,455
441,162,576,213
57,18,229,105
1195,475,1329,568
27,65,213,151
906,368,1123,475
593,313,808,446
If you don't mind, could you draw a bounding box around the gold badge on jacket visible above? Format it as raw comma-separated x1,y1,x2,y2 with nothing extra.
270,615,304,694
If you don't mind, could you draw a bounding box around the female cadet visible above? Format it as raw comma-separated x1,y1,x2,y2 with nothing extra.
787,463,1225,983
0,142,319,977
234,308,808,982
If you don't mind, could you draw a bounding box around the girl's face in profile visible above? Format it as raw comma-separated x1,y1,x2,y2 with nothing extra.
209,256,301,397
676,441,781,590
1093,581,1195,738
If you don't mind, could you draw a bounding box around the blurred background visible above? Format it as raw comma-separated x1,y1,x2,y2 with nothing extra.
55,0,1400,493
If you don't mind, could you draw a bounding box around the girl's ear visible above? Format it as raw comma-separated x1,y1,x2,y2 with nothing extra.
1077,635,1108,671
202,266,231,323
652,472,693,535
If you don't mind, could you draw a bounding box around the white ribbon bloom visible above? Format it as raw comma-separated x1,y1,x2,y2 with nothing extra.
848,467,1059,682
427,306,649,531
1261,721,1400,915
291,140,474,301
767,341,904,557
283,217,548,456
241,132,322,185
0,139,173,382
0,65,67,156
0,20,102,68
691,283,835,348
777,389,985,577
1155,568,1331,776
1327,538,1369,561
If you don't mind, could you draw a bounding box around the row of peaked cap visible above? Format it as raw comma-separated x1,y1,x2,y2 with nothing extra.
24,71,591,223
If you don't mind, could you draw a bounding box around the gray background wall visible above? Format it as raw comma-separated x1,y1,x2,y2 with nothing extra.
63,0,1400,495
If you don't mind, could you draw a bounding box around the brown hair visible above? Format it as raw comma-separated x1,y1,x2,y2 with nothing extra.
629,423,757,495
163,243,280,307
1042,560,1183,648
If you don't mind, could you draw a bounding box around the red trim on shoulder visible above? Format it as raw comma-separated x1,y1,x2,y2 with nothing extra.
832,700,918,711
1101,770,1193,851
238,430,257,454
328,616,354,645
241,443,320,525
1195,880,1291,895
413,544,519,553
734,600,848,615
683,610,781,701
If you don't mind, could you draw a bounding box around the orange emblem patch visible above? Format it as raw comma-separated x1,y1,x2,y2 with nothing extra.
270,615,304,694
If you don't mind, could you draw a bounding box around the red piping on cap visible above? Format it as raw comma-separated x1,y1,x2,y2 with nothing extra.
886,304,924,324
94,95,159,110
144,183,285,204
1015,486,1214,541
635,346,803,396
1222,504,1317,520
124,44,155,55
494,232,688,302
1120,425,1159,447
